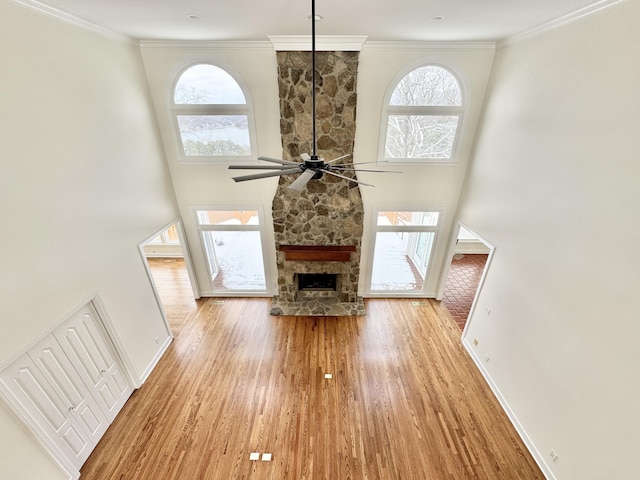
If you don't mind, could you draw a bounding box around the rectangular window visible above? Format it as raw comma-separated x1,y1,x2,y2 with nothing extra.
384,115,459,160
195,209,267,293
177,115,250,156
196,210,259,226
377,211,439,227
368,210,441,294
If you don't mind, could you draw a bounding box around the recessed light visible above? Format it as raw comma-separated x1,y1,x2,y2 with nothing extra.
430,15,445,21
187,14,201,20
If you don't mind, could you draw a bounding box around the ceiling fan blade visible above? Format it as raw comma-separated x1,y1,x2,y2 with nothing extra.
232,168,301,182
288,169,316,191
257,156,300,166
229,165,296,170
331,167,403,173
323,169,375,187
347,161,391,166
327,153,351,165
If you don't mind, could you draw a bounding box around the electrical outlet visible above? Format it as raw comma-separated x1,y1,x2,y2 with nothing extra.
549,449,559,462
484,355,490,363
483,305,491,316
473,339,479,346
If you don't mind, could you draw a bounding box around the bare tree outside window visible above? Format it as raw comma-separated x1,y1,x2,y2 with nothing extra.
390,66,461,107
384,66,463,161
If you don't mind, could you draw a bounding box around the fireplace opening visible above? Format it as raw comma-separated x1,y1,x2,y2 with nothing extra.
297,273,338,292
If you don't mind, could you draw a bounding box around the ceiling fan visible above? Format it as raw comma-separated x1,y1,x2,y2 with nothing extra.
228,0,399,192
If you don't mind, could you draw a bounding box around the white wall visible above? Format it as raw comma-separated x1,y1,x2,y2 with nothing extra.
356,44,495,294
140,41,495,296
458,2,640,478
0,2,179,478
140,43,283,295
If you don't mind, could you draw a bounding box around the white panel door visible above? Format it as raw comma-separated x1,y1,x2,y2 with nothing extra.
0,354,97,469
53,305,133,421
27,335,110,450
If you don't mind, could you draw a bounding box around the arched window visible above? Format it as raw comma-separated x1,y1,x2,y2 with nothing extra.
382,65,463,162
173,64,256,160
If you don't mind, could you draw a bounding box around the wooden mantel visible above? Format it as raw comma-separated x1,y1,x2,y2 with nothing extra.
278,245,356,262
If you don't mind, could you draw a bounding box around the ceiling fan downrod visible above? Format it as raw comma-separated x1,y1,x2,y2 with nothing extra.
310,0,319,162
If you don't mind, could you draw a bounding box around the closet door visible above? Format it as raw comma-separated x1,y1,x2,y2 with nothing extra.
28,334,111,450
1,351,104,469
53,305,133,421
0,300,135,472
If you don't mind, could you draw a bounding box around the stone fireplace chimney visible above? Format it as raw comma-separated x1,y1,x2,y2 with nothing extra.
270,50,365,316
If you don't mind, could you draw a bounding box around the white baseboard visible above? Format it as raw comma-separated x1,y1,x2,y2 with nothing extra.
138,336,173,384
461,338,555,480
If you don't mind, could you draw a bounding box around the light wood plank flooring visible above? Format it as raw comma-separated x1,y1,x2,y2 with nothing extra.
80,259,543,479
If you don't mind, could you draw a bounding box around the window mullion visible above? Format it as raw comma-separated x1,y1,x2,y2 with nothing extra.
375,225,438,233
172,104,248,115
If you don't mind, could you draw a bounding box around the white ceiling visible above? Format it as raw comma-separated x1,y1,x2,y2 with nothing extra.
23,0,611,42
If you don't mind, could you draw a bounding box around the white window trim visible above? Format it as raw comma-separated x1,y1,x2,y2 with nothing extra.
172,63,258,165
378,63,465,165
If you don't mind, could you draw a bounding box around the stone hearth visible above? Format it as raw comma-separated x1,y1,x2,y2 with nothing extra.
270,50,365,316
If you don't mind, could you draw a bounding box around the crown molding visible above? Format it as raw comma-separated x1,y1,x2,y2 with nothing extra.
268,35,368,51
362,41,496,51
499,0,625,48
11,0,134,44
138,40,274,49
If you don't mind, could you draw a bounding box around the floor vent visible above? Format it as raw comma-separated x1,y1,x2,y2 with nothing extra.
211,300,224,306
412,301,429,306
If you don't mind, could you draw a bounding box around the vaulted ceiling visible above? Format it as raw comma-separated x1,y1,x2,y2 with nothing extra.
22,0,608,42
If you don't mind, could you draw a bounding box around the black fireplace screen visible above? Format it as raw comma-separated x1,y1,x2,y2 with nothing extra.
297,274,338,291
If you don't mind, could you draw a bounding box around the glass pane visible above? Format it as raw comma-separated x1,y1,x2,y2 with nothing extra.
178,115,250,156
390,66,461,106
164,224,180,243
377,211,439,227
174,64,246,104
201,231,266,291
414,231,435,277
147,234,163,245
196,210,260,226
370,232,426,291
385,115,458,159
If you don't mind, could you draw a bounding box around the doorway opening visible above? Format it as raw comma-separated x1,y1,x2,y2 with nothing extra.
438,224,493,331
138,220,199,333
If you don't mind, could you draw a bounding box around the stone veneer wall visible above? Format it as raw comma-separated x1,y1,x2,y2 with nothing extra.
270,51,365,316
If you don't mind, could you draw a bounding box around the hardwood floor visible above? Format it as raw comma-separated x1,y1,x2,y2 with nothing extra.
80,259,543,479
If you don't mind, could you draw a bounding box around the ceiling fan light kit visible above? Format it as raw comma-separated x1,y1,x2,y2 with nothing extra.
228,0,397,191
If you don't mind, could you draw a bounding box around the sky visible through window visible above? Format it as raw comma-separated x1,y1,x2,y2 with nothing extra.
174,64,246,104
173,64,251,157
